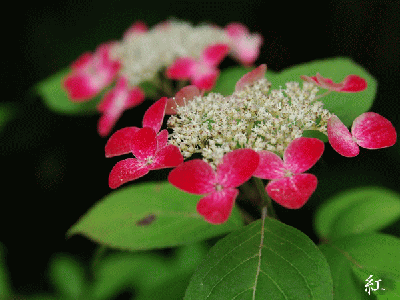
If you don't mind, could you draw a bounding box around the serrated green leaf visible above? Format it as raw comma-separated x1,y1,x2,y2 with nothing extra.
271,57,376,126
49,254,86,299
185,214,333,300
68,182,244,251
319,233,400,300
314,186,400,241
36,68,102,115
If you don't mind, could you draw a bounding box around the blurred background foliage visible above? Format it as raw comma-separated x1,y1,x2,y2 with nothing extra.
1,0,399,297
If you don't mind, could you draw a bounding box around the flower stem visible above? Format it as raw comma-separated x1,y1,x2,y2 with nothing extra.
313,90,332,101
252,177,278,219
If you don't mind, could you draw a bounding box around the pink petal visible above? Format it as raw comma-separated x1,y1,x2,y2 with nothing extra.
150,144,183,170
109,158,149,189
105,127,140,158
202,43,230,67
327,115,359,157
216,149,259,188
352,112,397,149
124,86,145,109
70,52,92,70
168,159,216,195
166,57,196,79
62,73,99,101
235,64,267,92
97,111,122,137
196,188,238,224
266,174,318,209
156,129,169,149
315,73,344,91
253,150,286,180
192,69,219,91
165,85,203,115
225,23,249,39
131,127,157,161
340,75,367,92
142,97,167,133
123,20,148,39
283,137,324,174
231,34,263,66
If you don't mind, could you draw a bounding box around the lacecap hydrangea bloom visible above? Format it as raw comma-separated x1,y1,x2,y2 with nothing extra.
63,19,262,136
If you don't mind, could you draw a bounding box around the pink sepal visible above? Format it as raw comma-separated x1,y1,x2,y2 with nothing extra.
168,159,217,194
131,128,157,161
197,188,238,224
142,97,167,133
150,144,184,170
108,158,149,189
266,174,318,209
235,64,267,92
166,58,196,79
301,73,367,92
253,151,286,179
216,149,260,188
97,77,145,137
123,20,148,40
352,112,397,149
225,23,263,66
283,137,324,174
166,85,204,115
105,127,140,158
327,115,359,157
156,129,169,149
202,44,230,66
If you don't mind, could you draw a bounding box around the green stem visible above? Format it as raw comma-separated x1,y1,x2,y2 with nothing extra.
252,177,278,219
313,90,332,101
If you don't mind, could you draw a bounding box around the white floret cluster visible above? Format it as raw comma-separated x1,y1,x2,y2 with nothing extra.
167,78,332,168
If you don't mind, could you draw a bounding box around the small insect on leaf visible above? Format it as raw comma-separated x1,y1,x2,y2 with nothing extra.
136,214,157,226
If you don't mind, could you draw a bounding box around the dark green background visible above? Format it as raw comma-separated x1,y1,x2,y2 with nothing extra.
1,1,399,297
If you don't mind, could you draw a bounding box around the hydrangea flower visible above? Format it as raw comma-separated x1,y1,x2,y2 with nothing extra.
225,23,263,66
327,113,397,157
166,43,230,91
97,76,145,137
108,127,183,189
300,73,367,92
63,43,121,101
168,149,259,224
105,97,168,158
253,137,324,209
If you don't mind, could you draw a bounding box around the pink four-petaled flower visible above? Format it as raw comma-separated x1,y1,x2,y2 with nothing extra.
253,138,324,209
168,149,259,224
225,23,263,66
327,113,397,157
106,97,184,188
300,73,367,92
166,43,230,91
97,76,145,137
63,43,121,101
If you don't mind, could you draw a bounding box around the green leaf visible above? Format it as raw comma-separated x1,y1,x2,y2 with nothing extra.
302,130,328,142
314,186,400,241
35,68,101,115
49,254,86,299
271,57,377,126
319,233,400,300
93,243,208,300
67,182,244,251
185,212,333,300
